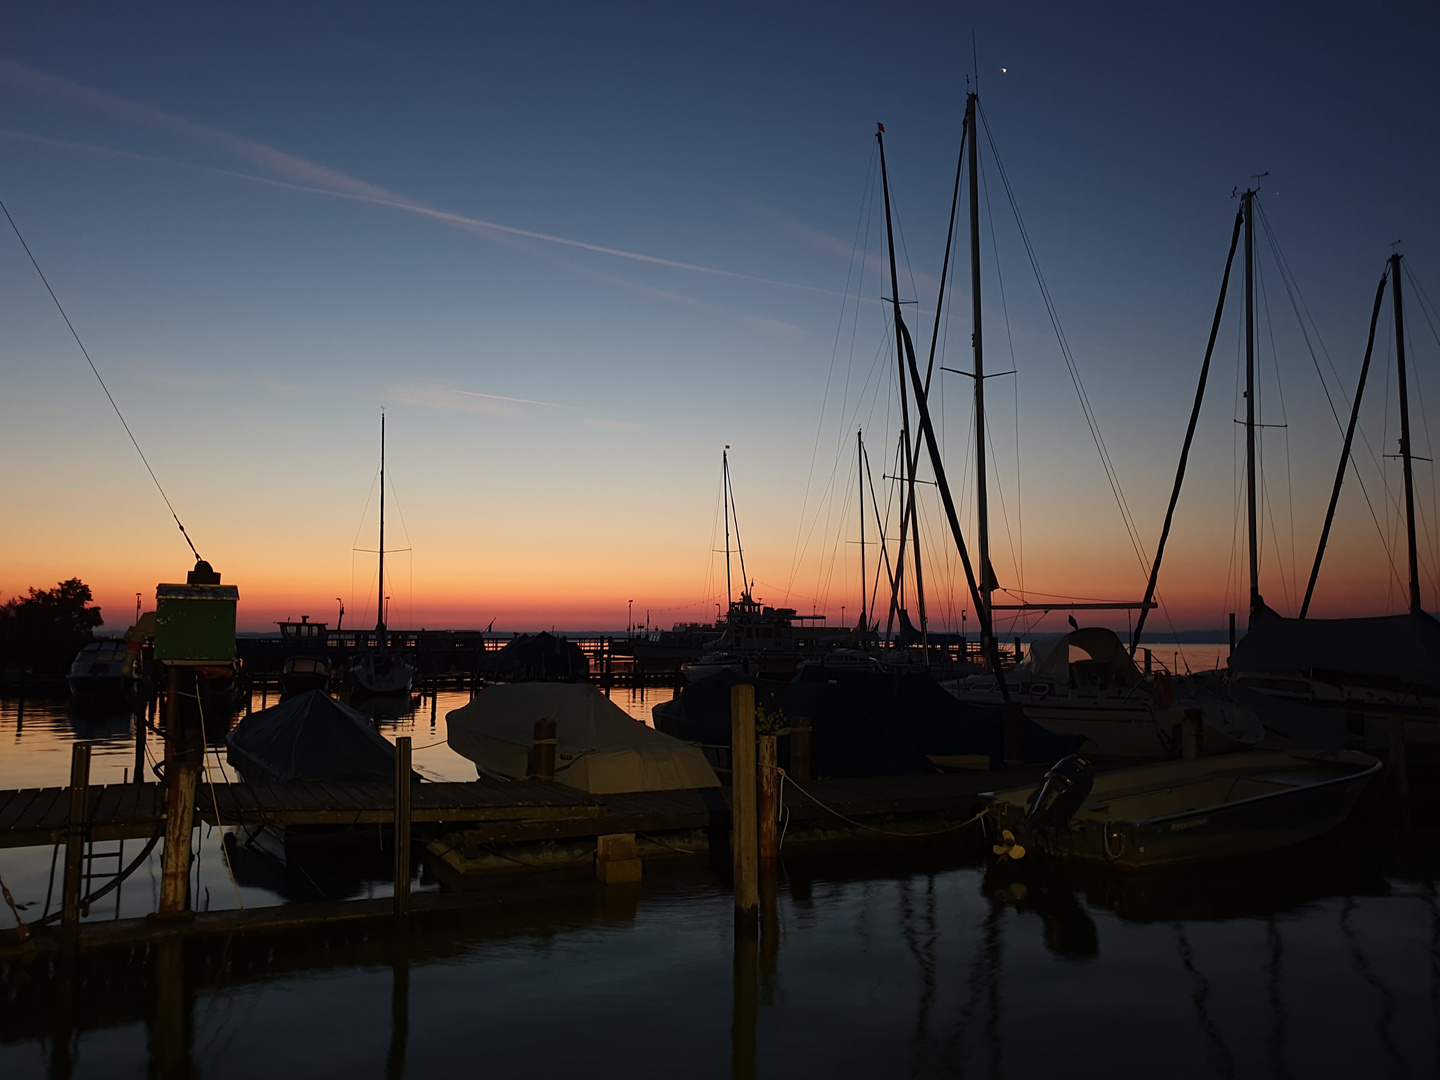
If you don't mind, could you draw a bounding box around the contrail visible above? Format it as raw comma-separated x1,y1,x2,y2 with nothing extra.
0,62,848,301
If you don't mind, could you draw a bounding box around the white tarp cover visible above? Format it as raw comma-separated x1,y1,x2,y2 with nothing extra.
446,683,720,794
1011,627,1143,687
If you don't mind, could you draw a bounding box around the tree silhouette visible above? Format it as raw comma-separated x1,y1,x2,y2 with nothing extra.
0,578,104,675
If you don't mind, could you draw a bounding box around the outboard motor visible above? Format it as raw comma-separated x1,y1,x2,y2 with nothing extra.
1021,754,1095,833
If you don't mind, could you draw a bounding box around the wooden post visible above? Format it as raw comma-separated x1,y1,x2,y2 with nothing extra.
394,736,412,919
1228,612,1236,659
1388,715,1410,827
150,938,194,1079
158,668,198,917
789,716,811,783
531,718,557,781
1182,708,1204,760
758,734,778,862
1143,648,1152,676
1003,702,1025,768
731,684,758,932
133,702,147,784
62,742,91,934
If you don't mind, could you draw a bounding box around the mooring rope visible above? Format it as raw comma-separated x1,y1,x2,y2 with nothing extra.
766,764,988,839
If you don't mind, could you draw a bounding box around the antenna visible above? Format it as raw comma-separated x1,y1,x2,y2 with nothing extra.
971,29,979,93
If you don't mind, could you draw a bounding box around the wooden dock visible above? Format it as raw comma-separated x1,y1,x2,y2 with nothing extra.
0,771,1026,851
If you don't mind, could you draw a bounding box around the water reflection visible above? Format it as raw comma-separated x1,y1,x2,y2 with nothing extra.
2,689,1439,1076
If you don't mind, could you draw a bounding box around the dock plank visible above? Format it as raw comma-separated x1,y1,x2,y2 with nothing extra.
0,789,43,833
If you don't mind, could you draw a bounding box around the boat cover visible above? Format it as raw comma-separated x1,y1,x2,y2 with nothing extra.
653,667,1077,775
1232,604,1440,693
226,689,397,783
446,683,718,793
1012,628,1143,687
479,631,590,681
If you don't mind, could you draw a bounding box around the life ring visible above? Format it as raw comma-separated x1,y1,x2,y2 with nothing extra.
1153,670,1173,710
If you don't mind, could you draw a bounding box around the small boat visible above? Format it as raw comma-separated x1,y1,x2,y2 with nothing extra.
446,683,719,793
681,652,747,682
280,655,330,698
66,639,132,699
984,749,1380,870
350,651,416,696
227,688,398,784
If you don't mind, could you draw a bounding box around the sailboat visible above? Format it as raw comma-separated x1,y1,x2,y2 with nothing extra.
1209,250,1440,753
864,98,1196,756
349,412,417,696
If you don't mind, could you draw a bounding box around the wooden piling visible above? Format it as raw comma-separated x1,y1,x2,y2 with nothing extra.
757,734,778,862
531,718,557,781
394,736,412,919
62,742,91,934
1003,702,1025,768
1182,708,1204,760
1228,613,1236,658
789,716,811,783
158,668,198,917
731,684,758,932
133,703,147,785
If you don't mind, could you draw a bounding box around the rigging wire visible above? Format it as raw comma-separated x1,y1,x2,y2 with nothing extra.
0,194,202,561
976,104,1149,578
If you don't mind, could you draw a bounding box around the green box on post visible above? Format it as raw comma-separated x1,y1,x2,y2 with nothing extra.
154,583,240,664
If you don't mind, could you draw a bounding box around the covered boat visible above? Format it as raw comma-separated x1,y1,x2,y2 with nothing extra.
227,688,398,783
479,631,589,682
984,749,1380,870
446,683,718,793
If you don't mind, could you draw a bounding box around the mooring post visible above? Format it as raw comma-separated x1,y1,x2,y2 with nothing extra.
61,742,92,936
1003,702,1025,768
789,716,811,783
731,684,758,933
1144,648,1153,677
1182,708,1204,760
1388,715,1410,827
1228,612,1236,659
158,668,199,917
531,718,557,781
133,701,147,784
394,736,412,919
757,734,779,862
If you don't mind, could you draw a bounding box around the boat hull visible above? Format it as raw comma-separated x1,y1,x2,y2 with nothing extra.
986,750,1380,870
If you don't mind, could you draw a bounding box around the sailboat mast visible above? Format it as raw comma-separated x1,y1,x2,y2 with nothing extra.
858,429,866,632
1391,253,1423,615
876,124,915,641
723,447,733,608
967,93,993,640
377,410,386,634
1243,189,1261,622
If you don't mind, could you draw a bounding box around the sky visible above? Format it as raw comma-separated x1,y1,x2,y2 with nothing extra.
2,1,1438,636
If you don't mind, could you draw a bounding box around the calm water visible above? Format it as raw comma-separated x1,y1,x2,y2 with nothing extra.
1,679,1438,1077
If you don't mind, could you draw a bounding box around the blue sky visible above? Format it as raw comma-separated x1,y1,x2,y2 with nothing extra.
2,2,1438,632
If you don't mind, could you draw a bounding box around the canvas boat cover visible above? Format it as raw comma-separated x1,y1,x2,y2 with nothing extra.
1232,604,1440,693
227,689,397,783
446,683,719,793
479,631,589,682
1012,628,1143,688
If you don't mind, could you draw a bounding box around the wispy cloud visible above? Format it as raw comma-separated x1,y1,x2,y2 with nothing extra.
0,63,848,315
390,380,572,418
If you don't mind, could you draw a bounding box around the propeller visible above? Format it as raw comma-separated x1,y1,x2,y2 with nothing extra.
992,828,1026,861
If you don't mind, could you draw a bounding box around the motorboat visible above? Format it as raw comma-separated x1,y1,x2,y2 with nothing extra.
66,639,133,699
984,749,1381,871
446,682,719,794
280,655,331,698
681,652,747,682
227,689,398,784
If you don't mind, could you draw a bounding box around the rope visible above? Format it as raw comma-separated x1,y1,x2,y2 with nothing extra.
0,871,26,929
193,680,245,909
771,765,988,838
0,195,201,562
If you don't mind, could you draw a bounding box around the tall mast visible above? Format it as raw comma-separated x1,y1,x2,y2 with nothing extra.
723,447,733,608
876,123,917,642
967,92,994,646
377,410,386,634
1392,253,1423,615
858,429,866,632
1243,189,1261,623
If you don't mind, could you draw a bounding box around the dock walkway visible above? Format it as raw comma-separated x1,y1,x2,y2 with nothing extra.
0,772,1027,850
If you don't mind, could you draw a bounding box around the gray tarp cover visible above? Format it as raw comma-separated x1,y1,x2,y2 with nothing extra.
1231,604,1440,692
446,683,719,793
226,689,396,782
